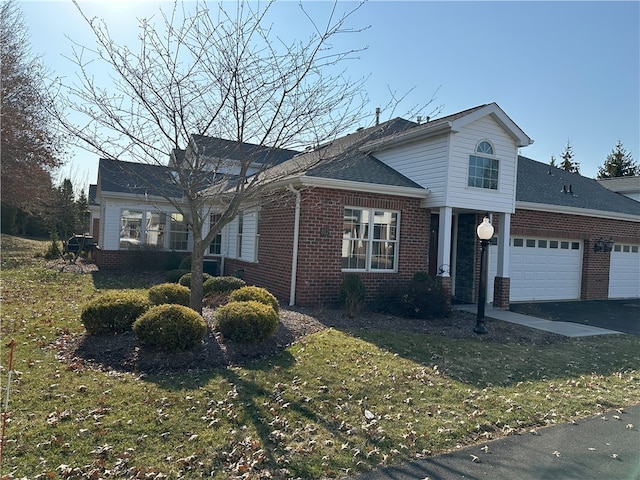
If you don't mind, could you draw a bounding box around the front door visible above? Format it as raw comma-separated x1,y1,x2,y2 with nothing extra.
454,213,477,303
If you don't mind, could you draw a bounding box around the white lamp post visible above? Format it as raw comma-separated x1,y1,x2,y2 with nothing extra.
474,216,494,334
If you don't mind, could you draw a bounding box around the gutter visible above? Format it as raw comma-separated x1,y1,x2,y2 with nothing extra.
516,202,640,223
287,184,302,306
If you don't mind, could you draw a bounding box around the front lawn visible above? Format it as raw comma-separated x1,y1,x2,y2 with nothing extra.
1,235,639,479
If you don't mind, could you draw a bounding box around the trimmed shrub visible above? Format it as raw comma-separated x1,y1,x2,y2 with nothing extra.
81,291,151,335
375,275,450,319
203,276,246,294
228,286,279,313
165,269,190,283
148,283,191,306
338,273,365,317
165,251,183,271
214,300,279,343
179,255,192,270
133,304,207,351
178,272,214,287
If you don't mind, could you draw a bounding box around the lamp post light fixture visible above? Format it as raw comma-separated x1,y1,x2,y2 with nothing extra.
474,216,494,334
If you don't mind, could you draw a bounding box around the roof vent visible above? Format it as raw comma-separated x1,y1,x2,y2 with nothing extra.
417,115,422,124
375,107,381,126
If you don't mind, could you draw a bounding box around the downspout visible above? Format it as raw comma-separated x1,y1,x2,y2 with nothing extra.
287,184,301,306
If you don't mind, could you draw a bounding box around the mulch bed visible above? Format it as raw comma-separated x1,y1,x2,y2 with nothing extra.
53,306,566,376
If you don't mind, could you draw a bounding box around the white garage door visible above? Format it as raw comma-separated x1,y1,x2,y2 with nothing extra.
489,237,583,302
609,244,640,299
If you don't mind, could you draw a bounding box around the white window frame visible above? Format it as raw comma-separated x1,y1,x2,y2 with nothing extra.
342,207,400,272
168,213,189,251
468,140,499,190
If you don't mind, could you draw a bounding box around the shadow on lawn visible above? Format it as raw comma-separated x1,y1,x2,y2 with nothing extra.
338,323,638,388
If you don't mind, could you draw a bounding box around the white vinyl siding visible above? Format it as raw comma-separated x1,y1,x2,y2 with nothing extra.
374,134,450,206
226,209,259,262
447,116,518,212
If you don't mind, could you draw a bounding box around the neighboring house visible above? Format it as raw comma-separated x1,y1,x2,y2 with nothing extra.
89,103,640,307
598,176,640,202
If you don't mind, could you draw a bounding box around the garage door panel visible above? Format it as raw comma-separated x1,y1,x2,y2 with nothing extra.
489,237,582,302
609,244,640,299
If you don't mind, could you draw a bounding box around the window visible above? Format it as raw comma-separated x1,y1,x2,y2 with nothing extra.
561,241,569,249
538,240,547,248
513,238,524,247
550,240,559,249
120,210,165,249
342,207,398,271
571,242,580,250
468,141,498,190
120,210,142,249
169,213,188,251
209,214,222,255
237,211,244,258
526,239,536,248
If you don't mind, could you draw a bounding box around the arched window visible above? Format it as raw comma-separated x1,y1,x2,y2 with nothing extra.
476,141,494,155
468,141,499,190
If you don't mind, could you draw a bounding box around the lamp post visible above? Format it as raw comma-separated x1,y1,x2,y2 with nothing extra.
474,216,494,334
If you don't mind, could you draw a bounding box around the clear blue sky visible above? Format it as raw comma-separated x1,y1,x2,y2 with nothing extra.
20,0,640,188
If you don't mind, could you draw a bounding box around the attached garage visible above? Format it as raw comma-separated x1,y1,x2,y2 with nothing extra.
489,237,583,302
608,243,640,299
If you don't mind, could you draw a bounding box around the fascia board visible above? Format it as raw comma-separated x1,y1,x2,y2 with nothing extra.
99,191,180,204
517,201,640,223
276,176,430,199
358,122,452,153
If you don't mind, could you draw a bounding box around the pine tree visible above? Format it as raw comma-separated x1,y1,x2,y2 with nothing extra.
560,140,580,173
597,141,638,178
549,155,557,168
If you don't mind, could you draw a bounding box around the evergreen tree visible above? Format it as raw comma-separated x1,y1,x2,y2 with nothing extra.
549,155,557,168
560,140,580,173
597,141,638,178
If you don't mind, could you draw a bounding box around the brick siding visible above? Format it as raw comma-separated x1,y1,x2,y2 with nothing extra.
227,187,430,307
513,209,639,301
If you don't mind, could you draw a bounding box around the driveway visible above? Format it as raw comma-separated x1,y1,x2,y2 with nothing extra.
509,299,640,335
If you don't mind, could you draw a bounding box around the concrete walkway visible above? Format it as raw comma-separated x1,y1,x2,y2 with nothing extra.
454,304,623,337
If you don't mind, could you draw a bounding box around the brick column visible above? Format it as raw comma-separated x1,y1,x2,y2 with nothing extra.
493,276,510,310
581,238,611,300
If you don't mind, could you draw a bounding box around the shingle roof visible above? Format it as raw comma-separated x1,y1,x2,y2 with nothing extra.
190,135,298,166
98,158,184,198
298,117,423,189
597,176,640,192
516,156,640,216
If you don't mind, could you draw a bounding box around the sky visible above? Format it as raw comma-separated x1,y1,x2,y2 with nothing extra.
19,0,640,189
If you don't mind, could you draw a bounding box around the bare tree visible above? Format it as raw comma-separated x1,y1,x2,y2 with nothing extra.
51,0,382,312
1,0,64,232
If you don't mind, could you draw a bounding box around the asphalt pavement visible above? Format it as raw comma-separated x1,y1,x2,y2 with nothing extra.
350,404,640,480
510,299,640,335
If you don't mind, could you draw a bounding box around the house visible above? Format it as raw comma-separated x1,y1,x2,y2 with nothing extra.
89,103,640,307
598,176,640,202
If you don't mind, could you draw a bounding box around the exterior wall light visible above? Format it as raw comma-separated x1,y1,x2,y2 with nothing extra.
474,216,494,334
593,237,614,253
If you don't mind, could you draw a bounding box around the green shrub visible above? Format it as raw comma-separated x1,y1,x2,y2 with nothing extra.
81,291,151,335
375,275,450,319
165,251,183,271
148,283,191,306
165,269,191,283
228,286,279,313
179,255,192,270
133,304,207,351
338,273,365,317
178,272,214,287
214,301,279,343
203,276,246,294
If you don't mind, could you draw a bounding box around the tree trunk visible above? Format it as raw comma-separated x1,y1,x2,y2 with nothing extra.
189,241,205,314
